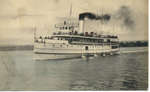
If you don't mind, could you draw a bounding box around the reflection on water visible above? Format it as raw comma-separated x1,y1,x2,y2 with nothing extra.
0,47,148,90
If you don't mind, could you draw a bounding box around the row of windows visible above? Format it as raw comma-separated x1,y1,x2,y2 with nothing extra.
111,46,118,49
48,44,111,48
56,37,118,44
59,26,73,30
56,37,104,43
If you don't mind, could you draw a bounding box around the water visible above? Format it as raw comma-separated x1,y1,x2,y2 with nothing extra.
0,47,148,90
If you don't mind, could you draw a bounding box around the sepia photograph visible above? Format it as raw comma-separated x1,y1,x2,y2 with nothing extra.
0,0,148,91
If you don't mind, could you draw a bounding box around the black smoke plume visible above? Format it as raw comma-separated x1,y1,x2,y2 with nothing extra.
78,6,135,30
79,12,111,21
115,6,135,30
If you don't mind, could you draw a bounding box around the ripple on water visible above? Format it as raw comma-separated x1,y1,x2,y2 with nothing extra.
70,80,95,90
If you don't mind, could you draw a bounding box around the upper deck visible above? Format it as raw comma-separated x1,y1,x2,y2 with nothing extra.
52,32,118,39
50,33,119,45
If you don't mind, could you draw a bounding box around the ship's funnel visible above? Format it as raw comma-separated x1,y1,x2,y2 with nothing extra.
78,12,96,34
79,20,84,33
79,13,92,33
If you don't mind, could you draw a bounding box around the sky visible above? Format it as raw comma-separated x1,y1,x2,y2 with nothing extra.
0,0,148,45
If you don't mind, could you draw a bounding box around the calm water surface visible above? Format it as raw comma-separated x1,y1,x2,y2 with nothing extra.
0,47,148,90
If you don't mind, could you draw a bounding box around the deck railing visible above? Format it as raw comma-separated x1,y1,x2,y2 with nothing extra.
53,32,118,38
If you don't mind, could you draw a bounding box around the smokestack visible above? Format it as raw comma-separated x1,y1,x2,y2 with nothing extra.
79,12,111,34
79,12,94,34
79,20,84,33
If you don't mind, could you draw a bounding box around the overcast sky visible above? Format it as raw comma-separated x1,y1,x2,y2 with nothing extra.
0,0,148,45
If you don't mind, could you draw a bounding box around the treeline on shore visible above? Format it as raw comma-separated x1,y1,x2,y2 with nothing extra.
119,41,148,47
0,41,148,51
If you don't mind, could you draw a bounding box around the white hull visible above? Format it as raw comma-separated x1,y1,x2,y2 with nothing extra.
34,43,119,60
33,53,81,60
34,43,119,54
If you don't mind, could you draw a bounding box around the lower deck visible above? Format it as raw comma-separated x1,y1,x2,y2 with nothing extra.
34,42,119,54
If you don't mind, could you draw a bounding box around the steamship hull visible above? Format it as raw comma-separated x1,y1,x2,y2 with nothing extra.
34,42,119,60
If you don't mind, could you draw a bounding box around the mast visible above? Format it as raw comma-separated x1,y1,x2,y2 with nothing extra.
96,9,99,34
67,3,72,27
66,3,72,24
101,8,104,35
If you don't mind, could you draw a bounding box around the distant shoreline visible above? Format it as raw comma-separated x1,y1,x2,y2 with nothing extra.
0,45,33,51
0,41,148,51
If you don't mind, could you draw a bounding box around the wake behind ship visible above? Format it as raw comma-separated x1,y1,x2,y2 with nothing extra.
34,12,120,59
